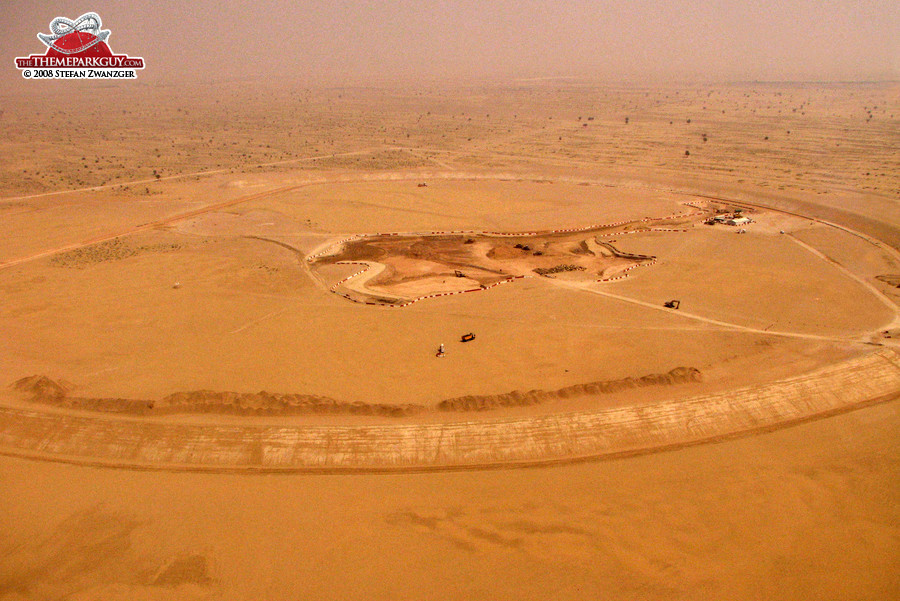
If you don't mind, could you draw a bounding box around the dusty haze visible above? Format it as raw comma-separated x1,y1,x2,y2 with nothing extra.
1,2,899,600
2,0,898,86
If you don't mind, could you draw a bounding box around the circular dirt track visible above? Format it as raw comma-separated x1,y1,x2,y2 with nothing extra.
2,172,899,473
2,349,899,473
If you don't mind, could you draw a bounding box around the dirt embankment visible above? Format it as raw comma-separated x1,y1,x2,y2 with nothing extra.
595,240,656,261
159,390,425,417
10,375,74,399
437,367,702,411
10,377,424,417
10,368,702,418
875,274,900,288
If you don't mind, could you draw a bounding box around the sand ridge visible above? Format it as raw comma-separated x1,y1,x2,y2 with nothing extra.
0,350,896,473
9,366,703,417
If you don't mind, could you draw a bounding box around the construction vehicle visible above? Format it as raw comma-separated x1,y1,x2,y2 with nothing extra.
454,270,465,278
461,333,476,342
664,300,681,309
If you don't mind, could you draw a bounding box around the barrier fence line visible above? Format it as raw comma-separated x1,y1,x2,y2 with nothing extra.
306,203,703,263
598,259,659,282
331,263,531,308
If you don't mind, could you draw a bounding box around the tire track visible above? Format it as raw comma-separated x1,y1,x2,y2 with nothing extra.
0,185,303,271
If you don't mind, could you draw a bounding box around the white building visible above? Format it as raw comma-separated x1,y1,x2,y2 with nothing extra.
713,215,752,226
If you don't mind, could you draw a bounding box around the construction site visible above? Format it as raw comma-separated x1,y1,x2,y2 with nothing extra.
0,39,897,601
309,219,673,306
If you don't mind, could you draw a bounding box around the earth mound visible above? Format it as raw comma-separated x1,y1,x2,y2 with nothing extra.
437,367,703,411
9,367,702,417
11,375,74,399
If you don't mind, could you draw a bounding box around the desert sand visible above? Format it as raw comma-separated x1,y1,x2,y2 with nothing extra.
1,81,898,599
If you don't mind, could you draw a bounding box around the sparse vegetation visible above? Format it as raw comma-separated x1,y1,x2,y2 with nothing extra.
50,239,182,268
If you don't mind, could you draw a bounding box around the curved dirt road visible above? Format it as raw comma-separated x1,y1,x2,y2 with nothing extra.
3,170,899,473
1,350,898,473
552,278,896,345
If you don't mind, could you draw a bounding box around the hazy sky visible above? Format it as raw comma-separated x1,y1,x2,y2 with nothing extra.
2,0,898,86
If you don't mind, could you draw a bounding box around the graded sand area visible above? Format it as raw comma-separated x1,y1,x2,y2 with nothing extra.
0,82,898,599
2,172,899,473
2,174,897,415
2,349,898,472
0,401,897,600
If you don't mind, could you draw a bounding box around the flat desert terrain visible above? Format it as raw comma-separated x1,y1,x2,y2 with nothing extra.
0,82,898,599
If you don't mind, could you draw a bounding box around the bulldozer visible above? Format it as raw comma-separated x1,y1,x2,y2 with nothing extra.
664,300,681,309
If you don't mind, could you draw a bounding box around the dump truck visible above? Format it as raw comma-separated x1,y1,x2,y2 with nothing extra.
461,333,476,342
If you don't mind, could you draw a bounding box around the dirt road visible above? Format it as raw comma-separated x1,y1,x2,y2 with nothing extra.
1,350,897,473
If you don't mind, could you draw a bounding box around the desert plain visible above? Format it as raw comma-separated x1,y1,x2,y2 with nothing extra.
0,81,898,599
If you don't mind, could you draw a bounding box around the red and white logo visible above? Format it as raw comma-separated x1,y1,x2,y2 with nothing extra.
14,12,145,79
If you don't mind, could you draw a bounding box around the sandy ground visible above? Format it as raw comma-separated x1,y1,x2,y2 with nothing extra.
1,175,894,406
2,350,897,472
0,82,898,599
0,401,897,601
